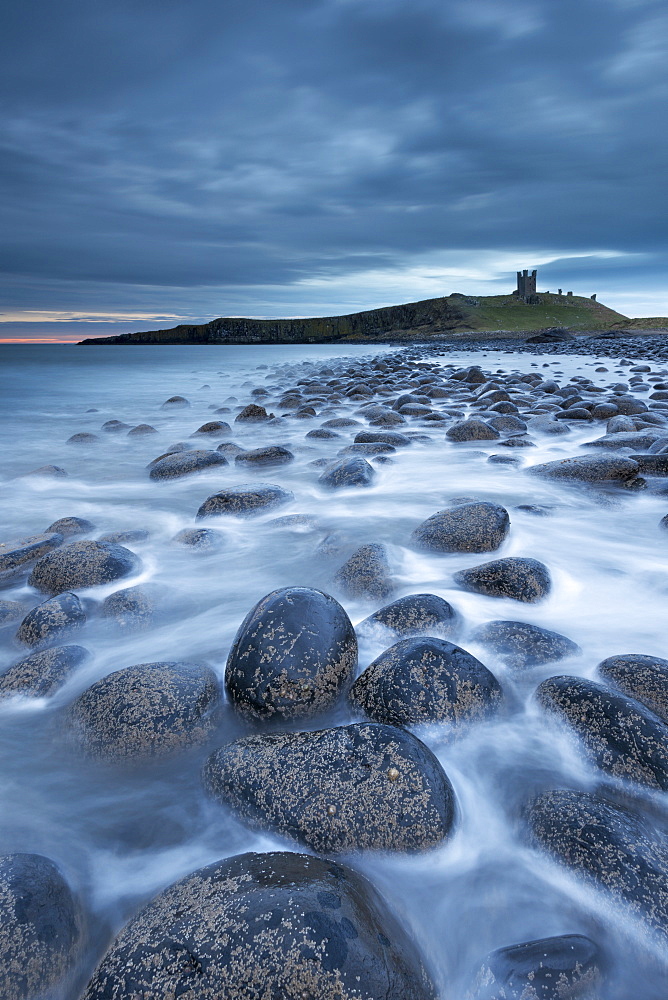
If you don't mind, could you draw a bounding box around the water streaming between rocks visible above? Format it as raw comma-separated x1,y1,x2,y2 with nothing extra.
0,341,667,999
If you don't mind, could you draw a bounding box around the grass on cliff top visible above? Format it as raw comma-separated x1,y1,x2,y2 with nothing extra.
452,293,627,332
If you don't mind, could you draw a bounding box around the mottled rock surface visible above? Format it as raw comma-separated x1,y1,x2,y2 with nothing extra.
197,483,293,518
82,851,437,1000
412,502,510,554
527,456,640,483
356,593,460,639
235,445,294,467
204,723,455,853
15,591,86,648
0,644,89,698
68,661,221,760
45,517,95,538
225,587,357,720
149,449,228,480
536,675,668,789
334,543,395,600
29,541,140,595
467,933,602,1000
454,558,551,603
597,653,668,723
319,456,376,488
0,531,63,575
446,419,500,442
472,621,580,669
351,637,502,727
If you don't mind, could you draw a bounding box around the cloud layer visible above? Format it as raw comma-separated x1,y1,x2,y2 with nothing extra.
1,0,667,337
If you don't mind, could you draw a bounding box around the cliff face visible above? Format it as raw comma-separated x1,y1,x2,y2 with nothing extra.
78,294,629,345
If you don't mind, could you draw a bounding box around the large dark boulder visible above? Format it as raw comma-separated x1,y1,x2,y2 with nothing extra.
0,853,82,999
356,593,460,639
350,637,502,727
0,531,63,576
226,587,356,720
527,789,668,942
536,675,668,789
28,541,140,595
203,723,455,853
334,543,395,600
472,621,580,669
100,584,163,631
235,403,272,422
149,449,228,480
15,592,86,648
597,653,668,723
454,558,551,603
527,456,640,483
45,516,95,538
82,851,436,1000
197,483,293,518
446,419,500,442
467,933,602,1000
412,502,510,554
235,445,294,467
319,457,376,488
68,661,221,761
0,644,89,698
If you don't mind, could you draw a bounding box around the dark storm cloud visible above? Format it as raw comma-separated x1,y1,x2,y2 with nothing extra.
1,0,667,329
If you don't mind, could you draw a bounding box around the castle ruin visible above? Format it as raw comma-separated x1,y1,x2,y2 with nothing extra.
514,268,537,302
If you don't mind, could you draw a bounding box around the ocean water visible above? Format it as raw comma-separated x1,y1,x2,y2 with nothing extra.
0,341,667,998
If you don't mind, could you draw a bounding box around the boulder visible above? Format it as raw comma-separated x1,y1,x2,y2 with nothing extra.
527,456,640,483
527,789,668,942
82,851,436,1000
15,592,86,648
0,853,82,999
354,431,412,447
597,653,668,723
472,621,580,669
203,723,455,853
172,527,224,549
356,593,460,639
235,403,272,422
193,420,231,435
629,453,668,475
351,637,502,728
468,934,602,1000
45,516,95,538
100,584,163,631
226,587,357,721
536,675,668,789
412,502,510,554
197,483,293,518
334,543,395,600
0,531,63,576
28,541,140,595
66,432,98,445
127,424,158,436
486,415,527,433
97,529,149,545
446,419,500,442
149,449,228,480
0,600,26,628
319,457,376,488
0,644,89,698
454,558,551,603
235,445,294,467
582,432,662,451
68,661,221,761
161,395,189,407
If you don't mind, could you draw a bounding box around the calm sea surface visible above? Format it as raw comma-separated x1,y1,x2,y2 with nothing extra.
0,342,666,998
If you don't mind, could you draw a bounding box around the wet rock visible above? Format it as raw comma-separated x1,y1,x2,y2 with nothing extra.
0,599,26,628
24,464,68,477
608,395,648,416
216,441,247,458
355,430,412,447
149,449,228,480
15,592,86,648
82,850,436,1000
472,621,580,669
29,541,140,595
582,431,661,451
127,423,158,436
306,427,341,439
527,789,668,942
499,435,535,448
193,420,232,435
235,403,272,422
487,415,528,433
0,644,89,698
319,456,376,488
454,558,551,603
172,527,224,549
412,502,510,554
339,442,396,456
597,653,668,724
204,723,455,853
335,543,395,600
357,593,460,639
0,531,63,575
536,675,668,789
98,529,149,545
322,417,361,428
226,586,357,721
100,584,163,631
446,419,500,442
527,456,639,484
351,637,502,728
488,454,520,466
101,419,130,433
197,483,293,518
0,853,82,999
468,933,603,1000
67,432,99,445
68,661,220,761
161,395,189,408
628,453,668,475
235,445,294,467
45,516,95,538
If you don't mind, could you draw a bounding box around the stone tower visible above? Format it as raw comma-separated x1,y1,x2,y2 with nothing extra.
516,269,537,301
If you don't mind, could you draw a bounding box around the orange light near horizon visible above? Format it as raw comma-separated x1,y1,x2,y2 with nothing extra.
0,336,99,344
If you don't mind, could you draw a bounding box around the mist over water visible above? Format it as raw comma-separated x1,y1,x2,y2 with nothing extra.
0,342,667,998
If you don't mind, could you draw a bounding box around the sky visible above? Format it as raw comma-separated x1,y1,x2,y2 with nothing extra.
1,0,667,342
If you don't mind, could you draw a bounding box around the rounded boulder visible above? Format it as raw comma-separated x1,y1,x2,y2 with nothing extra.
15,592,86,648
28,541,140,595
472,620,580,669
0,644,89,698
149,449,228,480
412,502,510,554
597,653,668,723
197,483,293,518
356,593,460,639
454,557,551,603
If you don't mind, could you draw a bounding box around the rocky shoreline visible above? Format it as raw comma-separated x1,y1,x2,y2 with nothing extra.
1,340,668,998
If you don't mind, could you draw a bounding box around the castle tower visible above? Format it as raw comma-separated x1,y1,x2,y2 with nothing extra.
516,269,537,301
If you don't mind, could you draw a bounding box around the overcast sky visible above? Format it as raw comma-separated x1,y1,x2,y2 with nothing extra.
1,0,667,341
